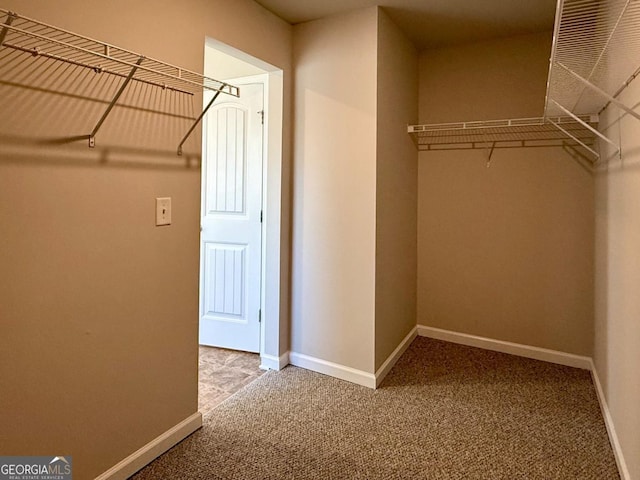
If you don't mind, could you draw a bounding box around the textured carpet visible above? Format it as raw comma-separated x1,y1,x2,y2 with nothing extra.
131,337,619,479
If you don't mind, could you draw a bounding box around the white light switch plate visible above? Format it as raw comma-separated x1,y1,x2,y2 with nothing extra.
156,197,171,226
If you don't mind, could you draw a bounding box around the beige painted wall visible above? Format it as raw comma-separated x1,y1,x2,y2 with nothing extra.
419,32,551,123
0,1,291,478
595,76,640,480
291,8,378,373
204,43,267,80
374,10,418,371
417,32,594,356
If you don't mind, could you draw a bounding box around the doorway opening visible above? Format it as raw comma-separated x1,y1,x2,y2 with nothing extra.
198,39,284,414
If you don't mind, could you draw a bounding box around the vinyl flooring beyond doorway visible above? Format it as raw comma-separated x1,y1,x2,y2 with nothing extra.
198,346,264,416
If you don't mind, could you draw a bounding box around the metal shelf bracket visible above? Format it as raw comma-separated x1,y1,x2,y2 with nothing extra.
89,56,145,148
177,89,223,156
547,118,599,159
555,62,640,123
0,10,15,47
486,142,496,168
549,99,620,159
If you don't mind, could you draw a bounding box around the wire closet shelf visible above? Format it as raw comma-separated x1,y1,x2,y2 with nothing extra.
0,8,240,154
409,0,640,161
544,0,640,120
408,115,598,152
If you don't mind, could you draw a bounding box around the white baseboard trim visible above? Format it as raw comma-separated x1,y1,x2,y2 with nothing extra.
590,361,630,480
417,325,592,370
289,351,376,389
94,412,202,480
375,326,417,387
260,351,289,371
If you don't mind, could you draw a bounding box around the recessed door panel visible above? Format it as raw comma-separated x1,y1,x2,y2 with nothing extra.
202,243,246,321
205,106,247,216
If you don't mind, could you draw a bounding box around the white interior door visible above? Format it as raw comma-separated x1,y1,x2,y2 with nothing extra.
199,83,264,352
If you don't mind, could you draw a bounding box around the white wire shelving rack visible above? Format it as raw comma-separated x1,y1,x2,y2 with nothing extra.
0,8,240,155
408,115,599,157
409,0,640,161
543,0,640,158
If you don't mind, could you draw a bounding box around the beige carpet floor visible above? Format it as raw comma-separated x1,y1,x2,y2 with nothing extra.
132,337,619,479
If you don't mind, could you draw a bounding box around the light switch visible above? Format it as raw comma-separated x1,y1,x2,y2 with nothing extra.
156,197,171,226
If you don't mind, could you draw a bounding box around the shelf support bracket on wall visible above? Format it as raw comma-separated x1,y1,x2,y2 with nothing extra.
0,11,16,48
547,118,599,159
177,88,223,156
486,141,496,168
549,99,621,158
556,62,640,122
89,55,145,148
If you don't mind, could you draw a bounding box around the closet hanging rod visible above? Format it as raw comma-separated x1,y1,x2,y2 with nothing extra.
0,11,239,98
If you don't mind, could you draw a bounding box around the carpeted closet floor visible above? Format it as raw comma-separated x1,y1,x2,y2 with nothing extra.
133,337,619,479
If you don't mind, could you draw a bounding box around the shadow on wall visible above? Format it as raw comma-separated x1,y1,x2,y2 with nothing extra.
595,103,640,172
0,134,201,171
0,46,204,167
561,144,601,174
596,146,640,173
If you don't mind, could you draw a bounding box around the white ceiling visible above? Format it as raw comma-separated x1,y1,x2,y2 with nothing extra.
254,0,557,50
